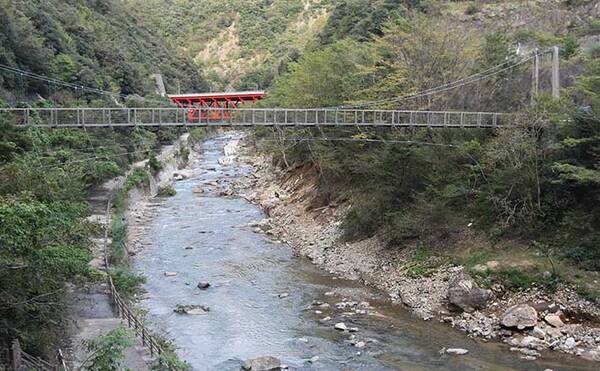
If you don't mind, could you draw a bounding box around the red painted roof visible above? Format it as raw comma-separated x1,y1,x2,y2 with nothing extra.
168,91,265,101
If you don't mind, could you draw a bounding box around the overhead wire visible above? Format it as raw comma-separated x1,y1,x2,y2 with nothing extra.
0,63,172,106
258,136,458,147
331,48,549,109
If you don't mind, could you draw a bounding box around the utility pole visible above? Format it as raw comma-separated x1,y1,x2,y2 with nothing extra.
151,74,167,97
552,45,560,98
531,49,539,104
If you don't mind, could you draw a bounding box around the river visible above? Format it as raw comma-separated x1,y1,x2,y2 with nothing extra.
134,135,593,371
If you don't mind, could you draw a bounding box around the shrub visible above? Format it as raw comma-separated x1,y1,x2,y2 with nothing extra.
124,167,150,191
188,128,209,145
584,19,600,35
561,36,580,60
109,217,128,266
404,247,436,278
158,185,177,197
152,351,191,371
148,153,162,175
109,268,146,298
83,327,134,371
465,2,481,15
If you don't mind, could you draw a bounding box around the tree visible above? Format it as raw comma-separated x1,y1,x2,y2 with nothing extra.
0,194,91,352
267,41,374,108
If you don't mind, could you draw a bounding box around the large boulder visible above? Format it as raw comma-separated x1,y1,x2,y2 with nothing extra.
447,270,491,312
242,356,281,370
500,304,538,330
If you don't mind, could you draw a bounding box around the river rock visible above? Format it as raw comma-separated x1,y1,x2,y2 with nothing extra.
193,186,205,194
164,271,178,277
447,270,491,312
500,304,538,330
334,322,348,331
446,348,469,355
563,337,577,350
520,336,544,349
173,304,209,315
544,314,564,328
242,356,281,370
197,282,210,290
531,326,546,339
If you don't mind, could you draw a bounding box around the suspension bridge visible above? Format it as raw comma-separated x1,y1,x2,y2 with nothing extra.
0,47,561,131
0,106,510,129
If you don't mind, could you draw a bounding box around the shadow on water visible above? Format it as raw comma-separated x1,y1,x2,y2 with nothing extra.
134,135,595,371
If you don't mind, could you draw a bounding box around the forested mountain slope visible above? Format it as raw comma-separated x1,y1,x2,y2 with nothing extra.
127,0,333,90
0,0,207,106
258,0,600,308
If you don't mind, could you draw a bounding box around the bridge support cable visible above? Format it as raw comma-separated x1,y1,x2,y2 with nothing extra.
325,47,555,110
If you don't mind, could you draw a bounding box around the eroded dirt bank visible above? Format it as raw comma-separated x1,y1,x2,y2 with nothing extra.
218,136,600,364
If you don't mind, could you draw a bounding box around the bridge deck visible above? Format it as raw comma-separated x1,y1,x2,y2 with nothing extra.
0,108,511,128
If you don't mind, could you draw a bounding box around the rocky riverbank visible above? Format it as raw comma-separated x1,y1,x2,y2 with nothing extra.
217,136,600,364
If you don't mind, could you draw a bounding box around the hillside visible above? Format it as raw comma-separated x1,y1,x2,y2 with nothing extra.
0,0,208,106
127,0,334,91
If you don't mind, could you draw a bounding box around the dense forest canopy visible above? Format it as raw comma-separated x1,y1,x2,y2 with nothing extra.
0,0,207,106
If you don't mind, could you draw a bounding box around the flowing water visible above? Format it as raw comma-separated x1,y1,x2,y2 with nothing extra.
135,135,594,371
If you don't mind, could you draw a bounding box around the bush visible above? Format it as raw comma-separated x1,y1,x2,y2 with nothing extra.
148,153,162,175
561,36,580,60
188,128,209,145
124,167,150,191
109,268,146,298
110,217,128,266
83,327,134,371
158,185,177,197
584,19,600,35
152,351,191,371
464,2,481,15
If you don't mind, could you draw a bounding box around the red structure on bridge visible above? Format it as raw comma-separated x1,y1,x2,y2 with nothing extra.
168,91,265,121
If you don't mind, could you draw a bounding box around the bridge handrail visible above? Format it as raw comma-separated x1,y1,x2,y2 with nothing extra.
0,106,514,128
0,106,510,115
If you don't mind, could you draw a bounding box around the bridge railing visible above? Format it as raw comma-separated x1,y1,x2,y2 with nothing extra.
0,107,511,128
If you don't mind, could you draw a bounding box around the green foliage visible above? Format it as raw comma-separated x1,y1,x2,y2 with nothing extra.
0,194,91,352
583,19,600,35
152,351,191,371
0,0,206,104
158,186,177,197
188,128,209,146
124,167,151,192
472,266,560,292
148,153,163,175
267,41,374,108
561,35,580,60
109,268,146,298
110,216,128,266
403,247,436,278
319,0,408,44
464,2,481,15
128,0,330,89
83,327,134,371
